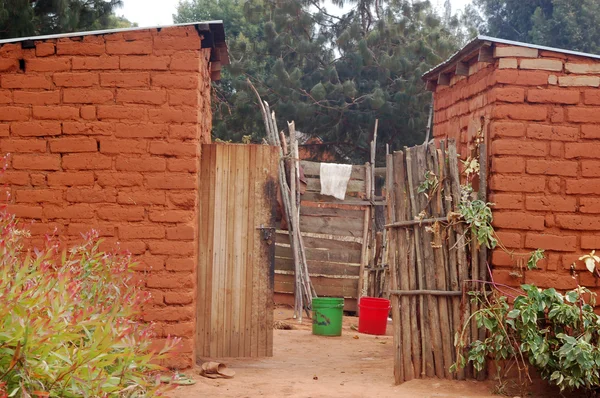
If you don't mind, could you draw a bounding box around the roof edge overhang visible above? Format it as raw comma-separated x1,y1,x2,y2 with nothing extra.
0,21,229,80
422,35,600,89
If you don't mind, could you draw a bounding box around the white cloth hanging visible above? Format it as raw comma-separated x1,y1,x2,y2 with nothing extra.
320,163,352,200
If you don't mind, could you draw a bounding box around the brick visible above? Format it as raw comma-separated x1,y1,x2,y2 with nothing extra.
0,138,46,153
100,72,150,87
566,179,600,194
14,91,60,105
491,140,547,157
148,108,198,123
170,52,201,71
36,42,55,56
120,56,170,70
142,304,193,321
167,89,199,106
527,89,579,105
169,125,198,140
526,124,578,141
492,104,547,121
490,121,525,138
495,231,522,248
494,46,538,58
495,70,549,86
490,175,545,193
164,291,194,304
53,72,99,87
160,321,194,337
548,177,562,193
15,189,62,204
580,198,600,213
153,35,201,52
548,75,558,85
0,125,7,137
49,137,97,153
498,58,518,69
493,87,524,103
117,189,166,205
11,121,60,137
0,171,29,185
63,88,114,104
97,206,145,221
96,172,143,187
0,90,11,104
559,76,600,87
28,223,63,236
549,140,562,156
116,89,166,104
13,154,60,170
581,236,600,249
145,173,196,189
62,153,112,170
520,59,563,71
565,63,600,74
525,195,576,212
63,122,115,136
106,40,152,55
550,107,564,122
526,160,577,176
30,174,46,186
0,58,18,72
33,106,78,120
0,107,29,121
582,161,600,177
492,212,545,231
80,106,96,120
148,241,195,256
149,210,194,223
26,57,71,72
167,158,198,172
68,222,116,237
43,204,94,219
134,256,165,272
492,157,524,174
119,225,165,239
6,204,42,219
565,143,600,158
168,191,196,208
115,123,167,138
72,56,119,70
149,142,198,157
66,187,116,203
525,234,576,252
97,106,146,120
151,73,199,89
115,156,166,172
583,90,600,105
1,75,52,89
47,171,94,187
556,215,600,230
166,225,195,240
99,239,146,255
100,138,147,154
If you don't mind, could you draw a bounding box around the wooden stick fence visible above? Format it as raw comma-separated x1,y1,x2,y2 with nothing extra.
386,139,482,384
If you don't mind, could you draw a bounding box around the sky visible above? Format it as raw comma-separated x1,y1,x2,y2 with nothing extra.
120,0,473,28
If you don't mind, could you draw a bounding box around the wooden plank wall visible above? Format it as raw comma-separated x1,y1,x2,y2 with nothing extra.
274,160,368,312
197,144,278,359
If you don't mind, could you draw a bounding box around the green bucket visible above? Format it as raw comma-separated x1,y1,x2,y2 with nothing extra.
312,297,344,336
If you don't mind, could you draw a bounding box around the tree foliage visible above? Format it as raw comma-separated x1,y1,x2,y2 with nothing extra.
175,0,462,162
0,0,133,40
470,0,600,54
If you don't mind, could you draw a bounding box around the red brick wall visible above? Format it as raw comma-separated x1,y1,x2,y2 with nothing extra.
433,44,600,294
0,25,212,367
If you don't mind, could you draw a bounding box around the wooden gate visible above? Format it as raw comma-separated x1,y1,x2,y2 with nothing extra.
196,144,278,358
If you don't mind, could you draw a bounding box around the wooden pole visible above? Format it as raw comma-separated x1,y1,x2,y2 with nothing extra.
357,162,371,314
389,290,463,297
477,142,489,381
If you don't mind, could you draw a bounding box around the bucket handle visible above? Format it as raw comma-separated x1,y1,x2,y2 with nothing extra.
314,304,344,309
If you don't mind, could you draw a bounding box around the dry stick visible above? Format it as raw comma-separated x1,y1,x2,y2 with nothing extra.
477,142,489,382
422,101,434,145
288,121,303,322
429,143,453,379
441,140,464,380
419,145,444,378
357,162,371,314
389,290,463,296
447,140,471,378
386,153,404,384
393,150,416,381
369,121,378,298
405,148,430,377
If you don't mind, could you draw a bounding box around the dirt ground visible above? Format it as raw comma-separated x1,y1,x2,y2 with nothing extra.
169,307,497,398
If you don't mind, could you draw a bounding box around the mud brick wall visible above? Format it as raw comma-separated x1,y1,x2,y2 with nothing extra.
0,25,213,367
432,44,600,294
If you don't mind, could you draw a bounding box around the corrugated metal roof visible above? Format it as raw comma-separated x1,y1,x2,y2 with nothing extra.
422,35,600,81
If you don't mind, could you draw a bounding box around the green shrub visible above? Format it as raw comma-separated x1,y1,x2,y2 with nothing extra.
0,211,177,397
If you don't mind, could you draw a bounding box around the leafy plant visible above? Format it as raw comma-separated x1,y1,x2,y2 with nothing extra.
527,249,545,270
417,170,439,199
453,284,600,392
459,198,497,249
579,250,600,274
0,211,177,397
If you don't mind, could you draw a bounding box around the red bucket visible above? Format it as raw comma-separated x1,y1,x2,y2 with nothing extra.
358,297,391,335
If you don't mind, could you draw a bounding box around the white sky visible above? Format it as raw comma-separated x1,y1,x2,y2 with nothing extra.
119,0,473,28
